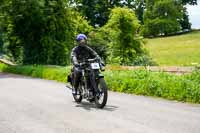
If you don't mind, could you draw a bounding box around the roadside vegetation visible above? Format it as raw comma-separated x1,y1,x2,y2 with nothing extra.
1,63,200,104
0,62,6,72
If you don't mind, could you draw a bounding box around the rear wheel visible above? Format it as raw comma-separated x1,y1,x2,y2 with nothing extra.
95,78,108,108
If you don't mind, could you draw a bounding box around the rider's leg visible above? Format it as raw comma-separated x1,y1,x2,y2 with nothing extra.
87,73,95,99
72,67,81,94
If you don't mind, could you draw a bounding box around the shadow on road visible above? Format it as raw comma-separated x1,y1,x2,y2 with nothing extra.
0,72,35,79
75,101,118,111
0,72,19,79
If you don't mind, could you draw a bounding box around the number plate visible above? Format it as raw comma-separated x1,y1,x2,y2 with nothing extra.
91,63,100,69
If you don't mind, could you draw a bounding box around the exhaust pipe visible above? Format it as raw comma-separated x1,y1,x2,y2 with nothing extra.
66,84,73,90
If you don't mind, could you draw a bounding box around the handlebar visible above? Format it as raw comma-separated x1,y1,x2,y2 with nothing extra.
80,57,99,64
76,58,105,69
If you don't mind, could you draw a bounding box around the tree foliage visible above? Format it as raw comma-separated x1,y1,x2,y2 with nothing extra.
180,7,191,31
87,29,109,62
101,7,146,65
143,0,183,37
182,0,197,5
70,0,195,36
70,0,110,27
0,0,92,65
69,0,145,26
0,0,8,55
179,0,197,31
0,32,3,54
119,0,145,24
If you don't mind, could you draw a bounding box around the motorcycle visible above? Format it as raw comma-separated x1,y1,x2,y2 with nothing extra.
67,58,108,109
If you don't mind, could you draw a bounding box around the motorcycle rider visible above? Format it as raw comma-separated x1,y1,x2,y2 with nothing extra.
70,34,104,97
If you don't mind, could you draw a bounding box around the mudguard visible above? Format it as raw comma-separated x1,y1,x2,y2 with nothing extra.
98,73,104,78
67,74,72,83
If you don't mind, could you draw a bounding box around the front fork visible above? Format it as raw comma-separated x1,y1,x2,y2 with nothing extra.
90,70,101,95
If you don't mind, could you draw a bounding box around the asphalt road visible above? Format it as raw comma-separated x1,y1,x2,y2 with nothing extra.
0,72,200,133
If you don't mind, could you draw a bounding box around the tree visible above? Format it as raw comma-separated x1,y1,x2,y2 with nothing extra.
70,10,93,36
1,0,93,65
0,12,3,54
119,0,145,24
179,0,197,31
182,0,197,5
0,0,9,55
40,0,74,65
102,7,145,65
135,0,145,24
69,0,110,27
70,0,146,26
180,7,191,31
0,31,3,54
143,0,182,37
87,29,109,62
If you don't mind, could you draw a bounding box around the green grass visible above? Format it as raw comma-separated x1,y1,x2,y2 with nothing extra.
0,63,71,82
0,63,7,72
146,31,200,66
1,63,200,104
105,70,200,103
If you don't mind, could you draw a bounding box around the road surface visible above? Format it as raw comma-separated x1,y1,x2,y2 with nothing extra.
0,72,200,133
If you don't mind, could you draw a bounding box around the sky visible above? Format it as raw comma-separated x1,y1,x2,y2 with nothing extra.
187,1,200,29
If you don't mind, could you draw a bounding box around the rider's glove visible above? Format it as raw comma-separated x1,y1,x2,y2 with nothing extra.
100,60,105,67
74,60,80,67
96,55,105,66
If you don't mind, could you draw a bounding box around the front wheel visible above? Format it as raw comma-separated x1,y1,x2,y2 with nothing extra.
95,78,108,108
73,92,82,103
72,85,82,103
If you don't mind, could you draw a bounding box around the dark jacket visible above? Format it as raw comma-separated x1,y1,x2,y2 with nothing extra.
70,44,100,65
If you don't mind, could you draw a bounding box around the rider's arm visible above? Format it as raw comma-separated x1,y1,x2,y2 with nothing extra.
70,47,79,66
86,45,101,59
86,45,105,66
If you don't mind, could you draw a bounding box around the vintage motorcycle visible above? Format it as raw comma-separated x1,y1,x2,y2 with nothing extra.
67,58,108,108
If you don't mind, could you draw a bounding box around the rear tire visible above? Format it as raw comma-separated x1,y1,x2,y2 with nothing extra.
95,78,108,109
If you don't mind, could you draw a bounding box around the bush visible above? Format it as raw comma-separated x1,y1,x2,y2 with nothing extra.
104,70,200,103
131,55,157,66
1,64,71,82
100,7,147,65
0,63,7,72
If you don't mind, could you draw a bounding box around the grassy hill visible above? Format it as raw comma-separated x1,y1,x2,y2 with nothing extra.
146,31,200,66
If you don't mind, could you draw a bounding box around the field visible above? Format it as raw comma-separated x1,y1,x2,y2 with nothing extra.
146,31,200,66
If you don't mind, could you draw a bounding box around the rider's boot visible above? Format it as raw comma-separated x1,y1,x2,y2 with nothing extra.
88,89,94,99
72,89,77,95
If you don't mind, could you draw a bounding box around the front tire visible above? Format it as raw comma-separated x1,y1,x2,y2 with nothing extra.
73,92,82,103
95,78,108,108
72,85,82,103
